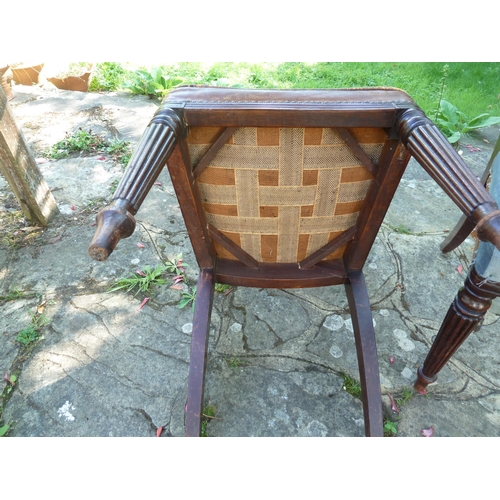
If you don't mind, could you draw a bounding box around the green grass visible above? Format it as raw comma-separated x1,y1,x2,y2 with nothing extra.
88,62,500,134
106,62,499,119
201,405,217,437
108,264,169,295
341,373,362,399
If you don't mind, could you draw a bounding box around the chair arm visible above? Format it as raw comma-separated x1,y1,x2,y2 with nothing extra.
397,108,500,250
88,104,183,261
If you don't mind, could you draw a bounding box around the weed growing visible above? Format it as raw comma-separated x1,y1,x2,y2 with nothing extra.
341,373,362,399
384,419,398,436
201,404,217,437
45,128,132,165
89,62,127,92
16,312,49,345
215,283,233,294
123,67,183,98
108,264,169,295
178,287,197,311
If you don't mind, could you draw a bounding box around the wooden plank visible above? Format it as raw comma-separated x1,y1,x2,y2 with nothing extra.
344,269,383,437
192,126,238,179
186,268,215,437
208,224,260,269
165,140,216,269
299,226,357,270
0,88,59,225
343,139,410,270
336,127,378,177
215,258,348,288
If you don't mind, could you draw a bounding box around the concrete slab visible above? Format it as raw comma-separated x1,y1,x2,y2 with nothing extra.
1,85,500,437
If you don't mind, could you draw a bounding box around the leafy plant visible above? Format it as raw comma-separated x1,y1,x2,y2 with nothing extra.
16,312,49,346
104,138,132,166
45,129,105,159
384,419,398,436
45,129,132,166
89,62,126,92
215,283,233,294
165,254,188,276
123,67,184,98
434,100,500,144
178,287,197,311
108,264,169,295
0,424,10,437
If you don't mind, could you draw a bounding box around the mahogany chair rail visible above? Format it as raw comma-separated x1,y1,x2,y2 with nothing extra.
88,87,500,436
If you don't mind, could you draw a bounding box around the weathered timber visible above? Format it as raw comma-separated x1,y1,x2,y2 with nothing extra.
0,87,59,225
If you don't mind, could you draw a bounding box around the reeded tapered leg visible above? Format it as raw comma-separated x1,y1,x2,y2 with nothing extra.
185,269,215,437
415,265,500,392
345,270,384,437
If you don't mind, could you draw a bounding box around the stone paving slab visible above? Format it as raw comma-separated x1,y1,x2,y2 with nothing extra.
1,85,500,437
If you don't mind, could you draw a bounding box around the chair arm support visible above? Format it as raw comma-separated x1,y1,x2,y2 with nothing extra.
88,104,183,261
397,108,500,249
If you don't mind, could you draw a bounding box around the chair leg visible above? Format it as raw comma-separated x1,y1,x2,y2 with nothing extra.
345,270,384,437
185,269,215,437
415,265,500,392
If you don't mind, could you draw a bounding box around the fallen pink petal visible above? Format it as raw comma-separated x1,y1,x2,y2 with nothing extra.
387,392,399,413
97,156,106,161
457,264,463,275
137,243,145,248
421,426,434,437
170,284,184,290
154,182,162,186
136,270,146,276
389,356,395,364
36,158,49,164
138,297,149,310
156,427,163,437
70,205,76,211
172,275,184,284
3,373,14,386
418,388,427,395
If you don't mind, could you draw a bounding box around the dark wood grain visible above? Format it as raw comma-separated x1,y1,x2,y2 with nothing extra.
186,269,215,437
345,270,384,437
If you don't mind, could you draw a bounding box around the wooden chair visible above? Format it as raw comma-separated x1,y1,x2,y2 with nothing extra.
88,87,500,436
414,134,500,392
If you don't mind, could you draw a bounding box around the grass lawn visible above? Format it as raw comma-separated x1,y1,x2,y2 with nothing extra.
90,61,500,124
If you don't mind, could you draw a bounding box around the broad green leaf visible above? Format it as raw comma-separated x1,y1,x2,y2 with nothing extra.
439,100,459,124
0,424,10,437
447,131,462,144
465,116,500,130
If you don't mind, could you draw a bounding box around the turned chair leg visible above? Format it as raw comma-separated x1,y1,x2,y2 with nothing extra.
345,270,384,437
415,265,500,392
185,269,215,437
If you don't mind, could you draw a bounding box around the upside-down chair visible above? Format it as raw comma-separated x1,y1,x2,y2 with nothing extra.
88,87,500,436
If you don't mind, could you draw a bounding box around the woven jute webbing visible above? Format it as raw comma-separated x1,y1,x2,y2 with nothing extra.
188,127,386,263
